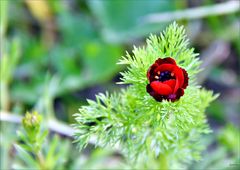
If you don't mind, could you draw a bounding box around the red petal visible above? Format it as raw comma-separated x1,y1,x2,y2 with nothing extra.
163,79,176,90
181,68,189,89
147,63,158,81
155,57,176,65
166,88,184,101
150,81,172,95
175,88,184,99
173,66,184,92
155,64,176,72
146,84,164,102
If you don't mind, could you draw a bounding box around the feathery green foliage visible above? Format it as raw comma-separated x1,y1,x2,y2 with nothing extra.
74,22,218,167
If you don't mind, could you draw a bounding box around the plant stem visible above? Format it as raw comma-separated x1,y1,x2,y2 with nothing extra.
37,151,46,170
0,82,10,111
159,154,168,170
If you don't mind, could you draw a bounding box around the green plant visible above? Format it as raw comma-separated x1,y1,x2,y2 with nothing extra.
14,111,70,170
15,111,47,169
74,22,218,168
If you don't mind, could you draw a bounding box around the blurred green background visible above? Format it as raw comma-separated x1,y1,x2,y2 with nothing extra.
0,0,239,169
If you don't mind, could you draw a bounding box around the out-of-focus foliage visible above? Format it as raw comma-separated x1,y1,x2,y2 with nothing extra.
0,0,239,169
218,124,240,157
9,2,123,105
87,0,177,42
188,124,240,170
14,111,71,170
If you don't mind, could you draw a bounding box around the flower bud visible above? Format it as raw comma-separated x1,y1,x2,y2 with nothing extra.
22,111,42,133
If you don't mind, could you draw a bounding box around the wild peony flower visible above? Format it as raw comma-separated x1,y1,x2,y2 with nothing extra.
146,57,188,102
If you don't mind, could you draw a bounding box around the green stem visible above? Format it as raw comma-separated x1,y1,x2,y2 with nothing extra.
159,154,168,170
37,151,46,170
1,82,10,111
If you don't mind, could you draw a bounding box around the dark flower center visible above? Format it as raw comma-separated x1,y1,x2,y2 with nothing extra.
154,71,175,82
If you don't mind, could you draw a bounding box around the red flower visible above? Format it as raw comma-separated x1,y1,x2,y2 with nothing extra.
146,57,188,102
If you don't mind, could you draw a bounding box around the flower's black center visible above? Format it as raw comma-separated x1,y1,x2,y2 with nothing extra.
155,71,175,82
